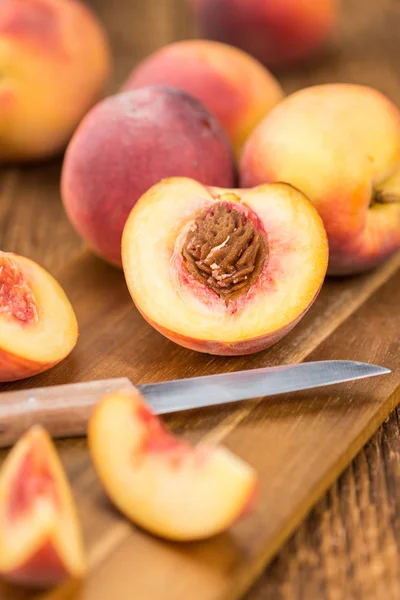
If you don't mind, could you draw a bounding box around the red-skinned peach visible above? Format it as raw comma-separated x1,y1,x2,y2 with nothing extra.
240,84,400,275
0,251,78,381
0,0,111,162
123,40,284,155
62,86,236,267
0,426,86,588
88,389,258,541
191,0,338,69
122,177,328,355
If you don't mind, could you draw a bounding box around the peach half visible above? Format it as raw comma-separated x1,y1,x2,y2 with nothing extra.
240,84,400,275
88,389,257,541
0,251,78,382
121,177,328,356
0,426,86,588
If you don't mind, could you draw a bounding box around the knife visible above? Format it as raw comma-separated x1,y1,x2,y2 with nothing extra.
0,360,390,448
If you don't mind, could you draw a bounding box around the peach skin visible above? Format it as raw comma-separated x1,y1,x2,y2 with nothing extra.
88,389,258,541
191,0,338,69
121,177,328,356
0,426,86,588
0,0,111,162
0,251,78,381
62,87,236,266
124,39,284,155
240,84,400,275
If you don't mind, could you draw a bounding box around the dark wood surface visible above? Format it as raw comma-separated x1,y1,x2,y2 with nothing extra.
1,0,400,599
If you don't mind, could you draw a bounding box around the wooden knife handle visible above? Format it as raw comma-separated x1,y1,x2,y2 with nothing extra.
0,378,134,448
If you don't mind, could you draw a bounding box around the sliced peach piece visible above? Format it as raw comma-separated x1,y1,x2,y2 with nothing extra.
0,426,86,588
121,177,328,356
0,251,78,381
88,389,258,541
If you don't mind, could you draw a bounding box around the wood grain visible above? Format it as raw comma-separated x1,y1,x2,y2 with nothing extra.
0,0,400,598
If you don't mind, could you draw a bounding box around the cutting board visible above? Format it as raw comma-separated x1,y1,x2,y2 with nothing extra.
0,246,400,600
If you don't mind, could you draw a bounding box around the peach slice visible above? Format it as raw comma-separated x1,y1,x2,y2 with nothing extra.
0,426,86,588
121,177,328,356
88,389,257,541
0,251,78,382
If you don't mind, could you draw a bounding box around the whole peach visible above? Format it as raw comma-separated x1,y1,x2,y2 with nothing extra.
0,0,111,162
124,40,284,155
61,86,236,266
191,0,338,69
240,84,400,275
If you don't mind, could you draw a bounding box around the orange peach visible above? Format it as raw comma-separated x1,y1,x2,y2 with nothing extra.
0,0,111,162
0,426,86,588
121,177,328,356
62,86,236,266
0,251,78,381
88,389,257,541
123,40,284,155
240,84,400,275
191,0,338,69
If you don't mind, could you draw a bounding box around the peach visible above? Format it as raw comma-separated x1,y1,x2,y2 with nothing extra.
88,389,257,541
121,177,328,356
191,0,338,69
0,251,78,382
62,86,236,267
0,426,86,588
240,84,400,275
123,40,284,156
0,0,111,162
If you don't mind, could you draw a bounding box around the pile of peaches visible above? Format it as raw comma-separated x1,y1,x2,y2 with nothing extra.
1,0,400,589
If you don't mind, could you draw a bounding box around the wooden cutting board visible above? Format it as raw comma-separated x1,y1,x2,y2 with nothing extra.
0,246,400,600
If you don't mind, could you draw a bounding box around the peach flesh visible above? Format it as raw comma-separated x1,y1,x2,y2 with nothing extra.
88,389,258,541
0,426,86,588
122,177,329,356
0,254,38,324
0,251,78,382
7,444,59,523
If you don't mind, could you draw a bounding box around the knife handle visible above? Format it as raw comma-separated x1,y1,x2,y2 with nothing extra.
0,378,133,449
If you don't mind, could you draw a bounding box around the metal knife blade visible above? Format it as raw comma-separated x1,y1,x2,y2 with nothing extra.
139,360,391,414
0,360,390,448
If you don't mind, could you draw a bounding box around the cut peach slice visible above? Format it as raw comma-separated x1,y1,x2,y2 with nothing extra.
0,426,86,588
88,389,258,541
0,251,78,381
121,177,328,355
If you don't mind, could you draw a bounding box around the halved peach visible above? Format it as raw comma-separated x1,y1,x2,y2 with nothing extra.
0,426,86,588
88,389,257,541
0,251,78,381
121,177,328,355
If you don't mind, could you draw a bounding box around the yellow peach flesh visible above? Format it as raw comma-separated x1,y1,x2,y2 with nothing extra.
0,252,78,381
122,177,328,349
0,426,86,585
89,390,257,541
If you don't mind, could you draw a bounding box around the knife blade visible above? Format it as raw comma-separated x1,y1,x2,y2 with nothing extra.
0,360,390,448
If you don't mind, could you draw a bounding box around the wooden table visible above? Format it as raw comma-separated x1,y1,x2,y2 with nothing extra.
1,0,400,598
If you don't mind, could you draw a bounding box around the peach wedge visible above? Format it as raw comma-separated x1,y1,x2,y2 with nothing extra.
122,177,328,356
0,426,86,588
88,389,257,541
0,251,78,382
